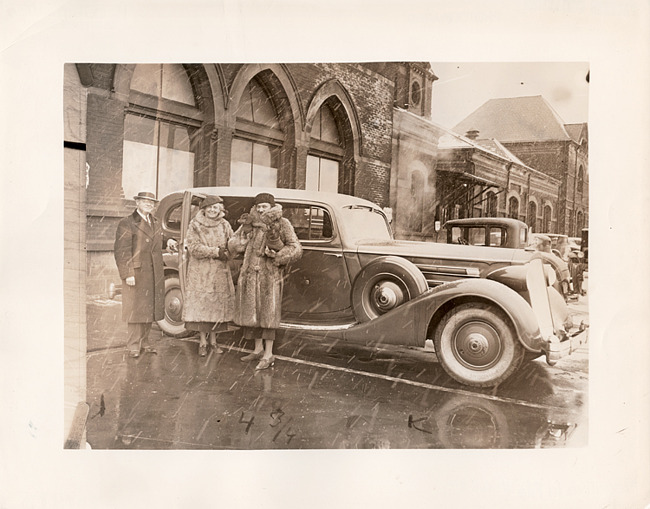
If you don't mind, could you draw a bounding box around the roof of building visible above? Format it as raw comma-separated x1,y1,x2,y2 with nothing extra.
452,95,572,143
564,123,588,144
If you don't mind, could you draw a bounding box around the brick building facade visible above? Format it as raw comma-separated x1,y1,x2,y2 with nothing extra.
68,62,441,295
453,96,589,236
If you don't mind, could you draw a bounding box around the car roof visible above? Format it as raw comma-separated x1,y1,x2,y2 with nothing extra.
535,233,568,239
166,186,383,211
443,217,528,228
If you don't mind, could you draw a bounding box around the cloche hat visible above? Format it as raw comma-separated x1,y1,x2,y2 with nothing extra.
200,195,224,209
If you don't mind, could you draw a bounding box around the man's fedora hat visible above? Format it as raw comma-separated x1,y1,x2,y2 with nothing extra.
133,191,159,202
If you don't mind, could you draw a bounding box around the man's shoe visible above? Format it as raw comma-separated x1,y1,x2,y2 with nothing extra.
240,351,263,362
198,344,208,357
143,346,157,354
210,343,225,354
128,350,140,358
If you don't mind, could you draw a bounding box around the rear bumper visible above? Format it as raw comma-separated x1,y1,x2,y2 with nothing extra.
542,322,589,364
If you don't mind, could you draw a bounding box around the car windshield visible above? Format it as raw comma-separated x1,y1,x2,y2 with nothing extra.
339,205,392,242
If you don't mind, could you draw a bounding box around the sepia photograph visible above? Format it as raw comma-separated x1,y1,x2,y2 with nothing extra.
3,1,649,508
65,61,590,450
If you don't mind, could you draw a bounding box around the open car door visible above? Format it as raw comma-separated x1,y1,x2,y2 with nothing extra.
179,190,207,296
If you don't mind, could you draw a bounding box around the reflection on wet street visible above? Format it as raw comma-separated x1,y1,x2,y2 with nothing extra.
86,312,588,449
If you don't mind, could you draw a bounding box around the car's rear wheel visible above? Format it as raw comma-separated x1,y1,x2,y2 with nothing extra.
351,256,429,323
156,276,194,338
434,302,524,387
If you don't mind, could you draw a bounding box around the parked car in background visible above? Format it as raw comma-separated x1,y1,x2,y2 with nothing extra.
444,217,529,249
122,187,588,388
531,233,570,261
568,237,582,253
443,218,571,298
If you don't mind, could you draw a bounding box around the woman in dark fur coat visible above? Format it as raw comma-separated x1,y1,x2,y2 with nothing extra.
228,192,302,370
182,195,235,357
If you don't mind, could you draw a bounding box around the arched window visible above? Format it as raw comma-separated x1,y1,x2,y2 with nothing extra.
486,191,497,217
508,196,519,219
577,166,584,194
576,211,584,234
543,204,552,232
527,201,537,231
231,78,284,187
307,101,345,193
122,64,201,199
408,170,425,231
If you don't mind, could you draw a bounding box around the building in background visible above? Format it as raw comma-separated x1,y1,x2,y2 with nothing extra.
435,129,561,235
452,96,589,236
65,64,587,296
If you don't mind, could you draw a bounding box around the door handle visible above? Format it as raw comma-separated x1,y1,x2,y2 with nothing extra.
323,252,343,258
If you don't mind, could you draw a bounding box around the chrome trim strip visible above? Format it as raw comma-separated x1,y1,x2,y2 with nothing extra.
416,264,481,277
279,322,357,331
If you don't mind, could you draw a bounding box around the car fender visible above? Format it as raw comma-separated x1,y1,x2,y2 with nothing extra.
340,278,544,352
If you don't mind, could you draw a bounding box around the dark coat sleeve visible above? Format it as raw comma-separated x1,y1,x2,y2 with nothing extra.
114,217,135,280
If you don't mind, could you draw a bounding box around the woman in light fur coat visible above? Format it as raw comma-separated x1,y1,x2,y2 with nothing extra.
182,195,235,357
228,192,302,370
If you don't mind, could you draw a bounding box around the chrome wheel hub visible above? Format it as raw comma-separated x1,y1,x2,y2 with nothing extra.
372,282,403,312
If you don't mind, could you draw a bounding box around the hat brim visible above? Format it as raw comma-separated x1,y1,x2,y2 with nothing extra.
133,195,159,202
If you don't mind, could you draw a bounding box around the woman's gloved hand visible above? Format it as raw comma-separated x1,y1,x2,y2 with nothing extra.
216,247,230,261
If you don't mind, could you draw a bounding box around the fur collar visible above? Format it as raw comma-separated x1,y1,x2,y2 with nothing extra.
249,204,283,228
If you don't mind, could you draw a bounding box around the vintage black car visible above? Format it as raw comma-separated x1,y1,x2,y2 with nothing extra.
145,187,587,387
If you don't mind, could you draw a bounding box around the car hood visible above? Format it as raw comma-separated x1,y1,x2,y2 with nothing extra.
354,239,533,264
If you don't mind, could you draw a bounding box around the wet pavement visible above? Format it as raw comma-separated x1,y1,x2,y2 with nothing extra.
85,281,589,450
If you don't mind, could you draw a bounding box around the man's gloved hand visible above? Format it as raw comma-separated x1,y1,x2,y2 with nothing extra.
266,230,284,251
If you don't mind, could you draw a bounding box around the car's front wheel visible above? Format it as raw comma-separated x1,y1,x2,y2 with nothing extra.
156,276,193,338
434,302,524,387
351,256,429,322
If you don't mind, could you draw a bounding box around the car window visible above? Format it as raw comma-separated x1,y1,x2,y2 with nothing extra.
282,204,333,241
339,205,392,242
489,228,504,247
451,227,487,245
468,227,485,246
164,203,183,232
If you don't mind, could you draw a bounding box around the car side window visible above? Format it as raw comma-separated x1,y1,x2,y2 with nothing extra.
468,227,485,246
282,204,333,241
489,227,504,247
164,203,183,232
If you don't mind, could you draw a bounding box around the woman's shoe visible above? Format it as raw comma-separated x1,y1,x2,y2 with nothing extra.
198,344,208,357
240,351,263,362
255,356,275,370
210,343,225,354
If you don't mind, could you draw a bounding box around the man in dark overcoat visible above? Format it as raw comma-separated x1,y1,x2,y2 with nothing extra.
114,191,166,358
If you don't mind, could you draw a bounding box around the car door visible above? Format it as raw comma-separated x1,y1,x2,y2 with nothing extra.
279,202,355,323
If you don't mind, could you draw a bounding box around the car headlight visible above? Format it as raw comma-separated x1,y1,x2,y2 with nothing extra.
543,264,557,286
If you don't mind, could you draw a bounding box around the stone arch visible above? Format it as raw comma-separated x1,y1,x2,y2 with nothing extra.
112,64,223,120
227,63,303,134
305,79,362,161
527,196,539,231
227,65,304,188
542,201,554,232
506,190,521,220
